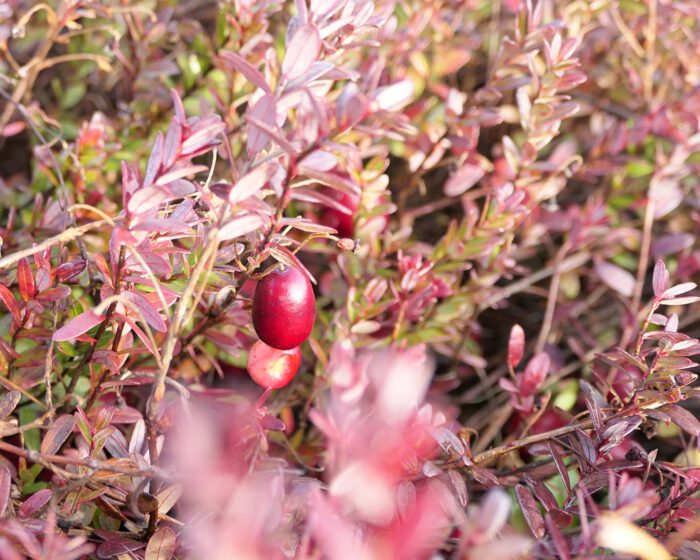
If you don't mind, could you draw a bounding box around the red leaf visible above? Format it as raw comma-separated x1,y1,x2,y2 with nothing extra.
121,290,167,333
41,414,76,455
145,527,177,560
0,283,21,324
56,259,85,282
282,24,321,80
220,51,271,94
36,285,71,303
17,258,35,302
53,310,106,342
508,324,525,369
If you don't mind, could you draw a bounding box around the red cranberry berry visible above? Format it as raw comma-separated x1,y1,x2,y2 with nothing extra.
246,340,301,389
319,189,358,239
252,266,316,350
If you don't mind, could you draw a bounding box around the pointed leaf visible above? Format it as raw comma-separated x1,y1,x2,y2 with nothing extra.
17,258,35,302
41,414,76,455
282,24,321,80
53,311,106,342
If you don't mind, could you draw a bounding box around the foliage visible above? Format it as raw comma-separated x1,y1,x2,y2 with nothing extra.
0,0,699,558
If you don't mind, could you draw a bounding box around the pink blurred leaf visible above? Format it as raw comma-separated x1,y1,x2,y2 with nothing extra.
229,161,278,205
217,214,264,241
220,51,271,94
372,79,415,111
662,282,696,299
595,261,635,298
444,162,484,196
155,164,208,186
282,24,321,80
53,311,106,342
247,94,277,155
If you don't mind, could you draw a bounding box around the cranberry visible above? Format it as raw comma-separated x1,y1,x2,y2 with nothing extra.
319,189,358,239
246,340,301,389
252,266,316,350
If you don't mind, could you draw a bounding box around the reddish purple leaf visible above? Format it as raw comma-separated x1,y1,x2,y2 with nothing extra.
282,24,321,80
17,258,35,302
508,324,525,369
659,404,700,437
36,285,71,303
53,310,106,342
19,488,52,517
55,260,86,283
0,283,21,324
521,352,550,396
121,290,167,333
515,485,545,538
41,414,76,455
653,260,669,298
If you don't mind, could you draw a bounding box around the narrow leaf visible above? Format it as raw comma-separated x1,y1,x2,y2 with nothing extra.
53,311,106,342
41,414,76,455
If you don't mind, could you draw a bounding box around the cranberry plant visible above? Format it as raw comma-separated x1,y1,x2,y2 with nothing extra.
0,0,699,558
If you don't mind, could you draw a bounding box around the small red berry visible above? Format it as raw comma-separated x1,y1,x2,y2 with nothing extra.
252,266,316,350
319,189,358,239
246,340,301,389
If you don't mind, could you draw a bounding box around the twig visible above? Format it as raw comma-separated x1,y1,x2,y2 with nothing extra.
0,219,110,271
